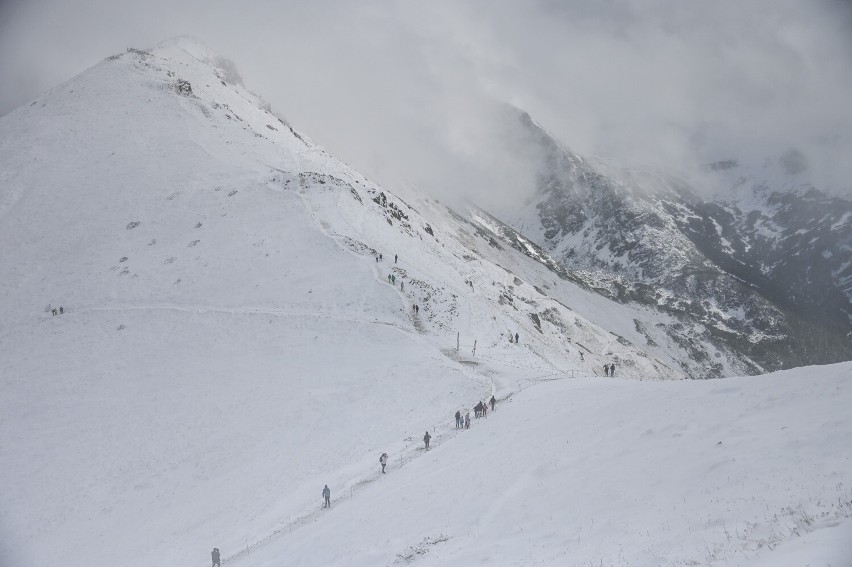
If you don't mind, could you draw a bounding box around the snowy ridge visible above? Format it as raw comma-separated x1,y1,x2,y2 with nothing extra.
486,107,852,376
0,39,850,567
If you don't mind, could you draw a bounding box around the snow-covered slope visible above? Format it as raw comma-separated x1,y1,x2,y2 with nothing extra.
242,363,852,566
0,38,675,567
1,39,849,567
0,39,484,567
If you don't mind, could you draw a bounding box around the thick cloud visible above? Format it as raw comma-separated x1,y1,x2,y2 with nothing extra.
1,0,851,199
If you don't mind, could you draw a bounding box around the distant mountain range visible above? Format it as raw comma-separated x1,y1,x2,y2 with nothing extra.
475,107,852,375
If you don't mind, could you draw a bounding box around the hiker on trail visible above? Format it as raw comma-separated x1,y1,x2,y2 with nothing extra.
415,305,419,314
482,401,487,417
322,485,331,508
515,332,519,344
455,410,461,428
392,274,396,284
603,364,609,377
424,431,431,449
465,412,471,429
474,402,481,418
376,256,379,262
579,352,584,362
380,452,388,473
211,548,220,567
490,395,496,412
388,274,392,283
59,306,64,314
51,308,57,316
395,254,398,263
610,364,616,376
401,281,404,291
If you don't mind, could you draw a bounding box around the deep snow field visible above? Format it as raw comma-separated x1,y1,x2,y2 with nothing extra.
1,39,850,567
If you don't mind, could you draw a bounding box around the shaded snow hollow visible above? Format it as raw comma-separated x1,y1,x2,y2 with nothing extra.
0,39,849,567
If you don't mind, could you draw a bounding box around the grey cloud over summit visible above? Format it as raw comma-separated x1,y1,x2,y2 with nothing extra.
1,0,851,199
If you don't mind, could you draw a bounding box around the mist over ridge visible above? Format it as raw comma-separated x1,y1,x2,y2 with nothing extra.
2,1,852,203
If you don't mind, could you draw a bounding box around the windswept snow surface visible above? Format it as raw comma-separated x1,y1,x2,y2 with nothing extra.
242,364,852,567
0,38,850,567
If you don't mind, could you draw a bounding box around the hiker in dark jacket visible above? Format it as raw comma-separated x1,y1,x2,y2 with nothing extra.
424,431,431,449
490,395,496,411
322,485,331,508
380,452,388,473
211,548,220,567
455,410,461,428
610,364,616,376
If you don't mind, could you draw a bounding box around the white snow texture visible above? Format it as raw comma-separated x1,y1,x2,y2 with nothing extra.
0,38,850,567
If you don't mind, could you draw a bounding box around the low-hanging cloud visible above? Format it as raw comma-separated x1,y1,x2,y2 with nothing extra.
1,0,851,203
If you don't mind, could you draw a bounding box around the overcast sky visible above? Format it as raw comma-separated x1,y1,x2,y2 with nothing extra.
2,0,851,199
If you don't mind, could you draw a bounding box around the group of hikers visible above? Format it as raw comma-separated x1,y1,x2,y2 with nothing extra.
455,395,496,429
603,363,617,376
49,305,65,316
387,272,407,291
378,252,404,288
374,252,399,264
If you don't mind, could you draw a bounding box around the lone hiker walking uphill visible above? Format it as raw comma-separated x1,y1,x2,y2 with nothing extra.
322,484,331,508
424,430,431,449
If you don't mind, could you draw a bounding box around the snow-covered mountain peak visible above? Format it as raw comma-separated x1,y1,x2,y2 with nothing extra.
150,35,220,62
479,105,852,374
2,41,851,567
